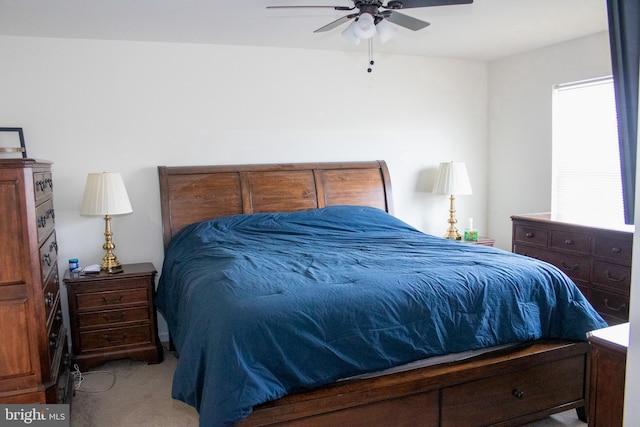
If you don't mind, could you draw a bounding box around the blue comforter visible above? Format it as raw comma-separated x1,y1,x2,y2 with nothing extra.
156,206,606,426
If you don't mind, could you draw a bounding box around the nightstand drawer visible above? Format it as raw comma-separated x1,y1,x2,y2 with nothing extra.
550,230,590,255
513,225,548,247
591,261,631,294
441,355,584,426
78,307,150,329
80,325,152,351
75,288,149,311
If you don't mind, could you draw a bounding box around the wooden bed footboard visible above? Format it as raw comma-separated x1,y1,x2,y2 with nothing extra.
238,341,590,427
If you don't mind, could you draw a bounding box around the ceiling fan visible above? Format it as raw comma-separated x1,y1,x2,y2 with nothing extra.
267,0,473,36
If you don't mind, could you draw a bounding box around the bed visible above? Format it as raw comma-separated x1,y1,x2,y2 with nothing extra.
156,160,607,427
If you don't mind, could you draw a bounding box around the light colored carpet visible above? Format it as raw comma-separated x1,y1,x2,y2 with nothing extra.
70,352,586,427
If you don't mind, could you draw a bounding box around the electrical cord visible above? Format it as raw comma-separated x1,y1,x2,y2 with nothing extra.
72,363,117,393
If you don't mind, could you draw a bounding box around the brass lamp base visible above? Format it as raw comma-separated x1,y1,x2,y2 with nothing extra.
443,194,462,240
100,214,124,274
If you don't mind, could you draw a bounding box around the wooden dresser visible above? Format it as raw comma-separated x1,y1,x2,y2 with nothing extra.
0,159,72,404
64,263,163,371
511,213,633,325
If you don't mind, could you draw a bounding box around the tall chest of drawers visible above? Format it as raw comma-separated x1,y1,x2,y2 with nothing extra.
511,213,633,325
0,159,72,404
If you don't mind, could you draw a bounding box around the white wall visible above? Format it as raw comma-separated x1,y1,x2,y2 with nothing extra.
0,35,488,340
487,32,613,249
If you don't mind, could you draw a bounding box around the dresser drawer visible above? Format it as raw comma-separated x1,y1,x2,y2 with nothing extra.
75,288,149,312
33,171,53,204
550,230,590,255
47,301,64,366
593,235,632,263
35,198,55,245
441,355,585,427
591,261,631,294
78,307,150,330
39,231,58,282
513,224,548,247
513,245,546,260
590,289,629,322
43,271,60,325
540,251,590,283
80,325,152,351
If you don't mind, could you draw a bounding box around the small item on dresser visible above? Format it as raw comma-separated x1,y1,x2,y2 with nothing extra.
69,258,79,271
464,218,479,242
81,264,101,274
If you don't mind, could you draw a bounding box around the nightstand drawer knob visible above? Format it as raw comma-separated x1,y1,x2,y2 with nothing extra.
564,239,573,245
525,232,534,238
512,389,525,400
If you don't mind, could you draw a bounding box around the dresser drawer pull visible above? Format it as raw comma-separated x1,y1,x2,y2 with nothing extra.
38,215,48,228
102,295,125,304
44,291,55,307
49,240,58,253
560,262,578,271
49,332,58,348
611,247,622,253
564,239,573,245
604,298,627,312
512,389,525,400
103,333,128,345
103,313,126,323
525,232,534,238
42,253,52,266
604,270,625,282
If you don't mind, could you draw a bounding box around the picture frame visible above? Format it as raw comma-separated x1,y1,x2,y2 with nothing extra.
0,127,27,159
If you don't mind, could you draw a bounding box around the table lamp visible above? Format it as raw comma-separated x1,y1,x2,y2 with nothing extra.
80,172,133,273
433,161,472,240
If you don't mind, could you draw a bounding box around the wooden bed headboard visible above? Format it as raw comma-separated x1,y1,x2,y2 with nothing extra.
158,160,393,249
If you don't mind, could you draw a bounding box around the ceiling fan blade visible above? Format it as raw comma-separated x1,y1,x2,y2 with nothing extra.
382,11,430,31
267,5,354,10
384,0,472,9
313,14,357,33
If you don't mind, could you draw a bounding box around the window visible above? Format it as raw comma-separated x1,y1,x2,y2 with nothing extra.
552,77,624,227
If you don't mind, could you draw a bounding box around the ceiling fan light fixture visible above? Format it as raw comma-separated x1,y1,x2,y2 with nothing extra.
353,12,376,39
341,20,361,45
376,19,397,43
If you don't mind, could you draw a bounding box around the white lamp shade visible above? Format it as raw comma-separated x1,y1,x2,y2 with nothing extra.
432,162,473,195
341,20,361,45
353,13,376,39
80,172,133,216
376,19,397,43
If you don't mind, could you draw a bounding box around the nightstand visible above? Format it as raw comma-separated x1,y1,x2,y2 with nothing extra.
588,322,628,427
64,262,163,371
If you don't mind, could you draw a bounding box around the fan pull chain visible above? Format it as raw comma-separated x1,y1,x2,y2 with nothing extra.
367,38,374,73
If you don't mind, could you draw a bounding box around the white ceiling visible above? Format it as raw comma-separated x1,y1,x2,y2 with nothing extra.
0,0,608,61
